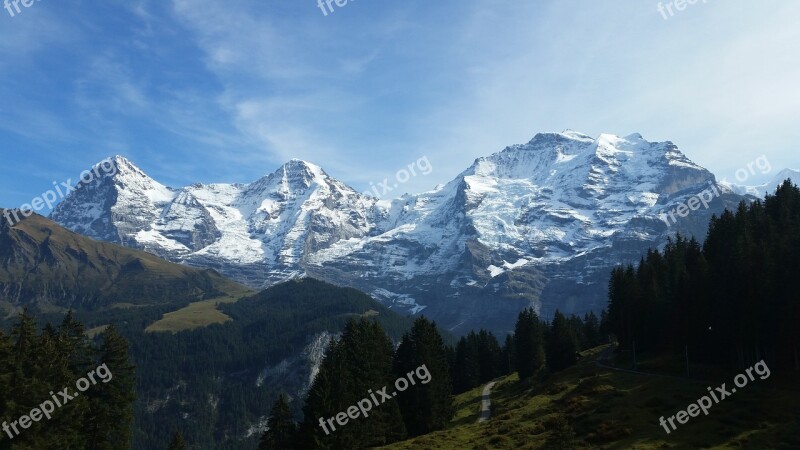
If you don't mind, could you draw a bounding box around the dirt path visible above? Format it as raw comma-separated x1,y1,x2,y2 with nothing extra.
477,381,496,423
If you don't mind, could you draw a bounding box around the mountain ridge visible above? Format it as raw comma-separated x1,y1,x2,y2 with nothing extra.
0,210,247,313
48,131,758,334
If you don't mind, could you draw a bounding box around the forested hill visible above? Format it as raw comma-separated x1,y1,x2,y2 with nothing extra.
0,210,421,449
123,278,418,450
0,211,246,311
221,278,416,343
607,179,800,370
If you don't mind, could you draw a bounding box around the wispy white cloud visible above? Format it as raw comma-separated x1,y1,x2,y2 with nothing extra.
1,0,798,208
403,0,800,185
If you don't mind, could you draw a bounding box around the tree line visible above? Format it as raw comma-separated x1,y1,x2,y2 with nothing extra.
0,311,136,449
607,180,800,370
451,309,605,393
256,308,606,449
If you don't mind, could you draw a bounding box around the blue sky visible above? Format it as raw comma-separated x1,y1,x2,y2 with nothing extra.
1,0,799,209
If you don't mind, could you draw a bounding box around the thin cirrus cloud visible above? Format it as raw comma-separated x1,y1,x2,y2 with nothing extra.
0,0,798,210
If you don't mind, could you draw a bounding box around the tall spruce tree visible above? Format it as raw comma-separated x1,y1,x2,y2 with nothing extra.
476,330,502,383
546,311,579,372
43,318,91,449
393,317,454,436
86,325,136,450
452,336,480,393
501,334,515,375
582,312,601,349
514,308,545,379
259,394,297,450
302,318,406,449
0,329,14,450
7,310,77,449
0,330,11,419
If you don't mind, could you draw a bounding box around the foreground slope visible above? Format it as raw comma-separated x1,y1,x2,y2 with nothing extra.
382,347,800,449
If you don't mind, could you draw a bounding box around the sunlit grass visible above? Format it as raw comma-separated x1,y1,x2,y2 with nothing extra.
144,289,253,333
381,345,800,449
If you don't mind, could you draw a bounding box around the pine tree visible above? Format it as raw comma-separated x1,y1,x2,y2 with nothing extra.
43,316,91,449
59,310,94,375
452,336,479,393
599,309,611,342
582,311,601,349
86,325,137,450
259,394,297,450
514,308,545,379
10,308,39,382
167,432,187,450
393,317,454,436
476,330,502,383
6,310,76,448
0,313,136,449
0,329,14,447
302,318,406,449
546,311,579,372
501,334,515,375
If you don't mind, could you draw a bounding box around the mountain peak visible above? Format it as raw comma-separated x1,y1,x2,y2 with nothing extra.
559,130,595,142
90,155,153,183
773,168,800,182
727,168,800,197
281,159,324,175
267,159,329,188
100,156,171,193
109,154,138,171
624,132,644,141
527,131,592,145
111,154,130,164
239,159,333,201
48,131,753,336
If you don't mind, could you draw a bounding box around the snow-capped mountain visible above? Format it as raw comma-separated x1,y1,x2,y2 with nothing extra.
50,155,175,245
305,131,746,332
723,168,800,197
51,156,387,286
50,132,754,334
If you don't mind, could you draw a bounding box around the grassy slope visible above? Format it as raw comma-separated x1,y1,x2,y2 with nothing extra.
0,212,248,312
382,346,800,449
144,287,253,333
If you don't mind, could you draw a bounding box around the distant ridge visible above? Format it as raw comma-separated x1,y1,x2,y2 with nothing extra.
0,211,247,312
